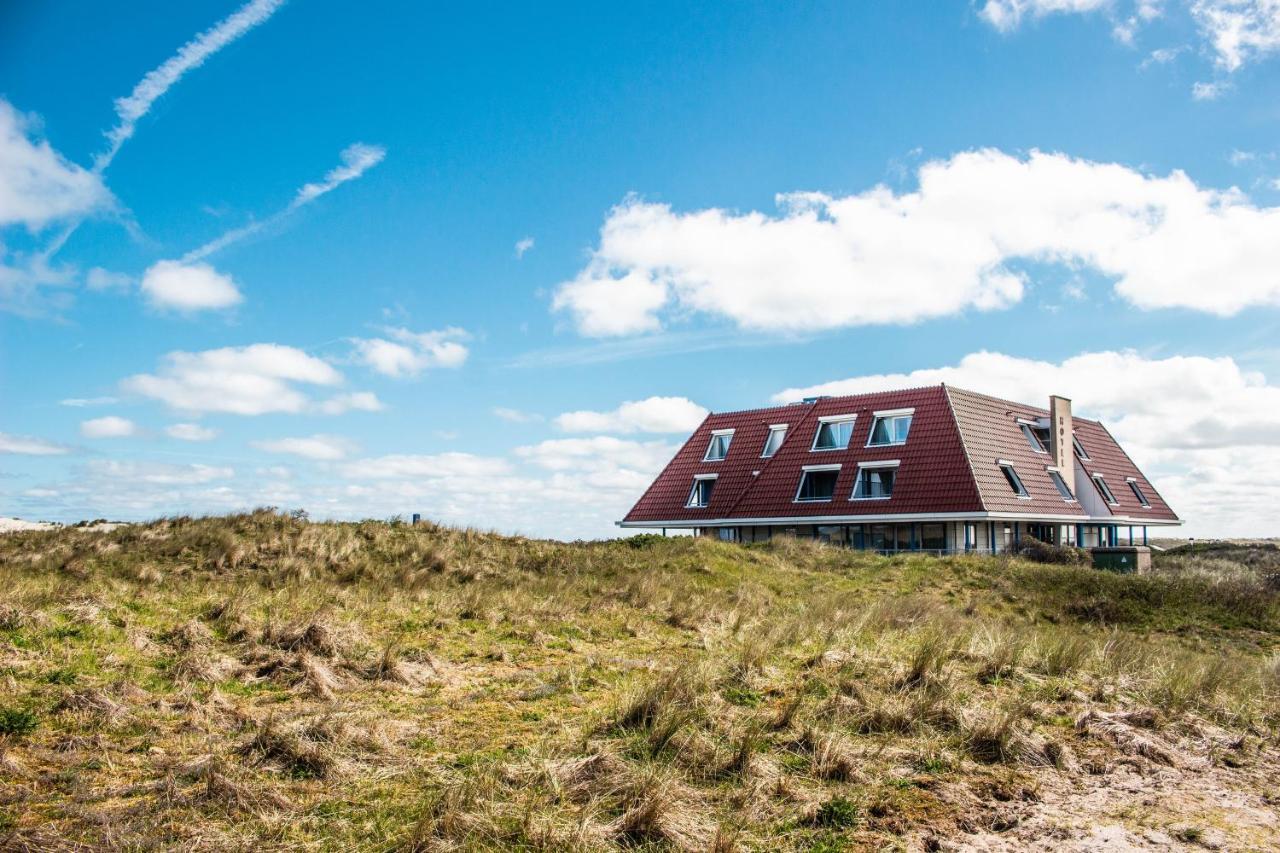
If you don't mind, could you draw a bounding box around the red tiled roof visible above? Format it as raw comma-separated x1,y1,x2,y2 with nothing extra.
945,386,1088,518
622,384,1179,526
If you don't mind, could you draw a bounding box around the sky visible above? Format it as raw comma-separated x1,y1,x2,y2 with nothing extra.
2,0,1280,539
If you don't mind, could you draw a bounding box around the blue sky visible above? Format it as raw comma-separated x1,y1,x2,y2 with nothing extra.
3,0,1280,538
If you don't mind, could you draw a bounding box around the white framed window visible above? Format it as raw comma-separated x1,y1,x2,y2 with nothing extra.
1047,468,1075,502
703,429,734,462
867,409,913,447
1093,473,1118,505
1018,420,1047,453
997,460,1030,498
811,414,856,451
761,424,787,458
795,464,841,502
852,460,899,500
686,474,718,508
1125,477,1150,507
1072,435,1090,461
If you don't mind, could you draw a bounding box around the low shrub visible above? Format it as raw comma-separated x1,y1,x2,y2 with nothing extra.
0,707,38,738
1012,537,1089,566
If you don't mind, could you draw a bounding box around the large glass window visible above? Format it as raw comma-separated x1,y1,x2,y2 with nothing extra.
812,417,855,451
1047,469,1075,501
686,476,716,507
999,462,1029,497
921,523,946,551
1127,479,1150,507
796,467,840,502
703,430,733,461
852,464,897,499
761,425,787,458
1020,422,1047,453
1093,474,1118,505
868,413,912,446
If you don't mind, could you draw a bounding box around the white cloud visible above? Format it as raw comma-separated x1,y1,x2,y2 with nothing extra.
980,0,1279,76
80,416,137,438
60,396,119,407
165,423,218,441
978,0,1111,33
140,260,242,311
1191,79,1230,98
0,432,68,455
341,452,511,480
349,327,469,378
1191,0,1280,71
317,391,384,415
85,267,132,290
0,244,81,317
0,100,111,229
515,437,678,494
773,349,1280,538
515,236,535,258
96,0,286,171
553,267,667,337
554,150,1280,335
554,396,708,434
89,460,233,485
294,143,386,206
493,407,542,423
121,343,346,415
253,434,355,460
184,142,386,262
1142,45,1188,66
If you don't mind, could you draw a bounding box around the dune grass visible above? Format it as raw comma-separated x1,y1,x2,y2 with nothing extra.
0,510,1277,850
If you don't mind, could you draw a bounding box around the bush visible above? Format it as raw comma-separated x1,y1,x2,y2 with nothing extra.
0,707,38,737
624,533,667,549
814,795,860,828
1012,536,1089,566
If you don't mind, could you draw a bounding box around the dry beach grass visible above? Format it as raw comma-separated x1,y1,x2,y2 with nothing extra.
0,511,1277,850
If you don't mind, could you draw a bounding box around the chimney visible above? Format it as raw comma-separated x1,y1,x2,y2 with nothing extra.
1049,395,1074,493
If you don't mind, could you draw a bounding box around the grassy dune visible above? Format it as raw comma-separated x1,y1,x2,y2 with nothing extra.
1,511,1278,851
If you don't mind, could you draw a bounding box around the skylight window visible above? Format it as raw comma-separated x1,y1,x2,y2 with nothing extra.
1126,478,1150,507
703,429,734,461
811,415,856,451
1047,469,1075,501
761,424,787,458
1093,474,1118,505
1019,422,1047,453
998,461,1030,498
795,466,840,502
686,475,717,508
852,461,898,499
867,410,913,446
1072,435,1090,460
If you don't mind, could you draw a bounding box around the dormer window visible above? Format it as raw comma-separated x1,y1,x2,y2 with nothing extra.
761,424,787,458
1126,477,1150,507
811,415,856,451
703,429,734,461
867,409,913,447
1019,421,1047,453
686,474,717,508
1047,469,1075,501
795,465,840,502
998,460,1030,498
852,461,899,499
1073,435,1090,461
1093,473,1118,505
